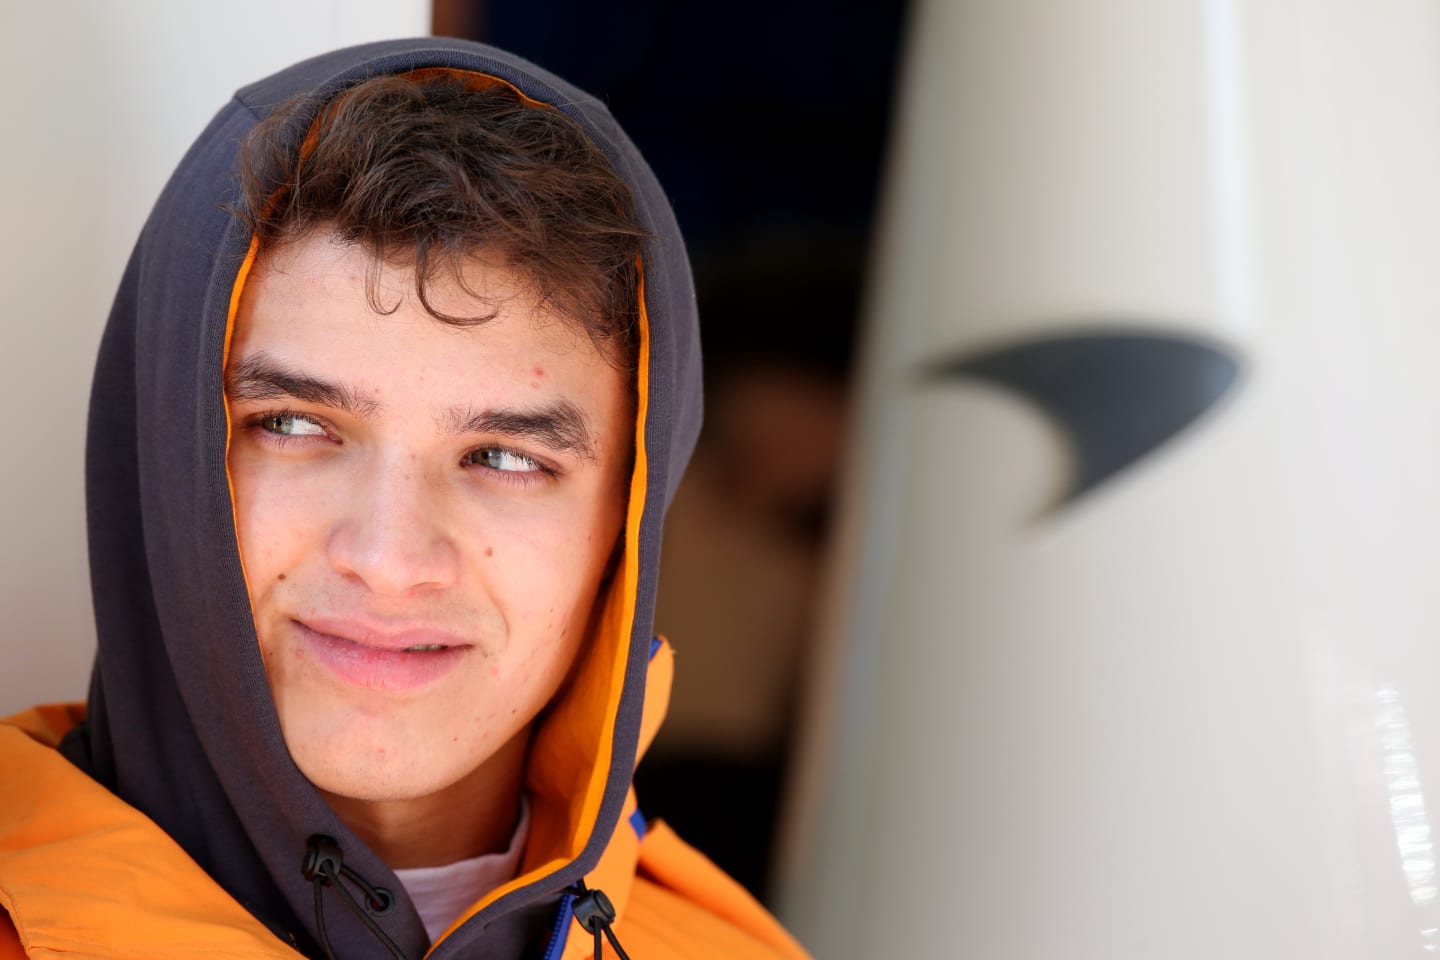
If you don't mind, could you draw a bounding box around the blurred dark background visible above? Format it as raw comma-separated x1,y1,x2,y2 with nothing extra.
434,0,907,904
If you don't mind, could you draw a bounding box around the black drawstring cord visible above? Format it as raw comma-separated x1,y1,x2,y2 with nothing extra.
300,836,629,960
303,835,408,960
570,880,631,960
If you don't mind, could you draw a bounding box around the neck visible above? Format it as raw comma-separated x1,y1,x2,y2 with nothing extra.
323,727,530,869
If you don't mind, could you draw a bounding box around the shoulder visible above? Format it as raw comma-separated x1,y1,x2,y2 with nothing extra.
0,711,301,960
615,820,810,960
1,703,86,748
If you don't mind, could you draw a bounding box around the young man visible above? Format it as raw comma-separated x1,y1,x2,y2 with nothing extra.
0,39,809,960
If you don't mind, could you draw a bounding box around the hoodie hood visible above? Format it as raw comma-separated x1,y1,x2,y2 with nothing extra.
72,38,699,959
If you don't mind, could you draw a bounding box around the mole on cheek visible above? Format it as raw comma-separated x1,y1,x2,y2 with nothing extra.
485,546,494,558
277,573,287,581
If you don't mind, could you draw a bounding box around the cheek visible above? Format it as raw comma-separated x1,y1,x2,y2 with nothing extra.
230,463,329,592
474,495,621,627
538,491,623,573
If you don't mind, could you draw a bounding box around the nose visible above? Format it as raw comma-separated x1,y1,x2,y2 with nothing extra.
327,456,460,596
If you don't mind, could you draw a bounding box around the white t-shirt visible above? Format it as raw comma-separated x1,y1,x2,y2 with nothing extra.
393,799,532,943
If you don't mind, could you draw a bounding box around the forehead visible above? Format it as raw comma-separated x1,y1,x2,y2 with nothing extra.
229,233,629,423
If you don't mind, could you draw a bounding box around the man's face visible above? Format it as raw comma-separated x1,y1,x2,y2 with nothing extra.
226,232,631,804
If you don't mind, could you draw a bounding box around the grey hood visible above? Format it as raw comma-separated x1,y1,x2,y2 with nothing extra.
68,37,699,959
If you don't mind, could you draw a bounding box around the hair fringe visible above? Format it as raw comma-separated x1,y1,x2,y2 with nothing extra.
235,73,648,370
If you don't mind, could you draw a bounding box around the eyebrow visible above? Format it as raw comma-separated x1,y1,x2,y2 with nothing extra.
227,351,600,461
442,402,598,461
226,352,381,420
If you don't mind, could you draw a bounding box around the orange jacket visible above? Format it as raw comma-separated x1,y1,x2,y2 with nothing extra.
0,646,808,960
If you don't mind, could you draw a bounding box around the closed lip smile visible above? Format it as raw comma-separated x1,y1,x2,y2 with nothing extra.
298,615,472,652
293,616,472,691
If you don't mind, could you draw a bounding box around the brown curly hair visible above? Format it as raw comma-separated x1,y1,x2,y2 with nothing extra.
235,71,648,370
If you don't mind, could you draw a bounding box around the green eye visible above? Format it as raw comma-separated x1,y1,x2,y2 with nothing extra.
467,448,539,473
260,414,326,437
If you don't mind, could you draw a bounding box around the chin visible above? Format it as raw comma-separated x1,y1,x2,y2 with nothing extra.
279,699,480,804
299,739,473,804
311,768,445,805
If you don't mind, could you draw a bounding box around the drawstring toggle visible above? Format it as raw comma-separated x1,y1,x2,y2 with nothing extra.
302,834,405,960
571,880,631,960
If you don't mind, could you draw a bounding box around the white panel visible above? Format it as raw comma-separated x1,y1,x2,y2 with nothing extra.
0,0,427,714
336,0,431,46
779,1,1440,957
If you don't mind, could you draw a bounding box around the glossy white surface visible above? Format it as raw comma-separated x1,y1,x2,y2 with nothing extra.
0,0,428,714
778,1,1440,956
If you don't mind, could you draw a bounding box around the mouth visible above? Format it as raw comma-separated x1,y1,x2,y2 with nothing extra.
293,618,470,692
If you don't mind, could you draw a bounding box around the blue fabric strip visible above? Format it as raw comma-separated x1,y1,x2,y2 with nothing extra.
541,892,577,960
